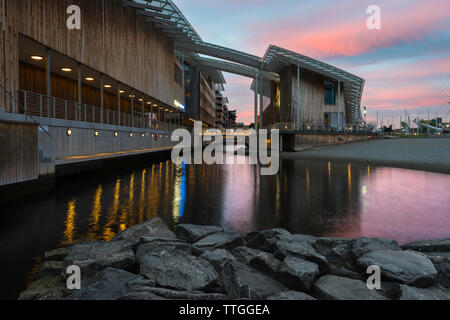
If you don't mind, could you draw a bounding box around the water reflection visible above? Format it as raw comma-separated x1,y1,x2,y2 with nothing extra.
1,157,450,299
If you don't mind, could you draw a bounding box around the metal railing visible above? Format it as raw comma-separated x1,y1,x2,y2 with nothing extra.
15,90,183,132
271,122,375,134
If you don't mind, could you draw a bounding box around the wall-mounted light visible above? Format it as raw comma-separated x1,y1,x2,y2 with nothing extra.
61,67,72,72
67,129,72,136
130,133,133,137
94,130,99,137
129,94,136,98
147,102,152,105
138,98,143,102
85,77,95,81
141,133,145,138
114,131,118,137
104,84,112,88
119,90,125,94
30,55,44,61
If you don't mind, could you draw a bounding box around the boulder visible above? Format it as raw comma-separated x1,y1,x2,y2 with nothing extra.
122,281,228,300
135,238,192,255
313,275,388,300
399,284,450,300
35,261,64,280
276,256,320,292
44,247,69,262
64,268,140,300
176,224,223,243
328,266,362,280
221,261,288,299
64,240,136,278
351,237,401,259
357,250,438,287
114,217,175,242
267,291,316,300
249,252,282,278
402,238,450,253
193,232,244,251
200,249,236,272
18,276,67,300
137,247,219,291
423,252,450,288
246,228,291,252
274,240,329,272
308,237,353,256
231,247,264,265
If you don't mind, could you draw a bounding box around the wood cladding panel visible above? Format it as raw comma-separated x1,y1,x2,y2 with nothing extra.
0,121,38,186
280,66,346,124
3,0,179,112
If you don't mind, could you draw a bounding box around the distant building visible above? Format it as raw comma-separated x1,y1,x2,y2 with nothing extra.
215,86,229,130
228,110,237,128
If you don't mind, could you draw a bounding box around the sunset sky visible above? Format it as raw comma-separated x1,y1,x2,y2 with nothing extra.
175,0,450,126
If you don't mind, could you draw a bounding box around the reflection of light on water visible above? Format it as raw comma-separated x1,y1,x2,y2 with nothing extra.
348,164,352,202
87,185,103,241
306,168,311,202
138,169,146,223
172,163,187,223
362,185,367,195
63,198,77,244
103,178,121,241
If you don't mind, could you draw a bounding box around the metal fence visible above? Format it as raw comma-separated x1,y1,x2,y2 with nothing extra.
14,90,182,132
271,122,374,133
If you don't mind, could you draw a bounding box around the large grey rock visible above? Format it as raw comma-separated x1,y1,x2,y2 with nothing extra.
268,291,316,300
351,237,401,259
308,237,354,256
64,240,136,278
35,261,64,280
135,238,192,255
274,240,329,272
277,256,320,292
246,228,291,252
357,250,438,287
221,261,288,299
200,249,236,272
249,252,282,278
402,238,450,253
18,276,67,300
65,268,140,300
422,252,450,288
313,275,388,300
114,217,175,241
399,284,450,300
231,246,264,265
176,224,223,243
193,232,244,251
44,247,69,262
121,280,228,300
137,246,219,291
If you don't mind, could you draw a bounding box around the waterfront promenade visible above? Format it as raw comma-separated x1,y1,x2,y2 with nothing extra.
282,137,450,174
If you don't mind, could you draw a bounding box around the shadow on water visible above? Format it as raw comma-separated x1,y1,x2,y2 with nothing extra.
0,153,449,299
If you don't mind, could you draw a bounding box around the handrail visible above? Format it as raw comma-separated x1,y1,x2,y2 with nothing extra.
0,84,51,136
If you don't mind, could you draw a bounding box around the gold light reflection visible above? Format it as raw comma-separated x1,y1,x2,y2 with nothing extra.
306,168,311,202
172,164,183,223
87,185,103,241
348,164,352,202
63,199,77,244
103,178,121,241
119,173,135,231
138,169,146,223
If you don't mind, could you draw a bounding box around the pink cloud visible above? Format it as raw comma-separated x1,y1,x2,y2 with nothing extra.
245,1,450,58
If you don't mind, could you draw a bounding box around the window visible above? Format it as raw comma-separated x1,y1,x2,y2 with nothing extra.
324,81,336,105
174,63,183,87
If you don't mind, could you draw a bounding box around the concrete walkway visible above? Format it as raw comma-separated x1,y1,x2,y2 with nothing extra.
281,137,450,174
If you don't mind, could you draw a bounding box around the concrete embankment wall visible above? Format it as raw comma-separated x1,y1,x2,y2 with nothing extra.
0,112,177,197
281,133,377,151
0,121,39,186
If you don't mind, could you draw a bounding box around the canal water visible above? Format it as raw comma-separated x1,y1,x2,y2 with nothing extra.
1,153,450,299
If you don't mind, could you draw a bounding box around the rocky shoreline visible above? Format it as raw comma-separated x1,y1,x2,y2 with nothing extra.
19,218,450,300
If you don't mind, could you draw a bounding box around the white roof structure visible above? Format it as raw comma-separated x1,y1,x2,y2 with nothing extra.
123,0,365,124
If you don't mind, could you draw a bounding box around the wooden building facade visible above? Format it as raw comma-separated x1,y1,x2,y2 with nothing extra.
1,0,184,114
